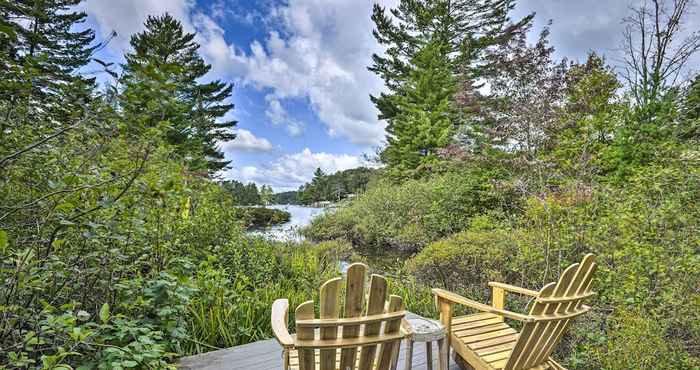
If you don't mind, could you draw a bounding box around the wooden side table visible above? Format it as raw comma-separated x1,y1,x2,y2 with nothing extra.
402,312,448,370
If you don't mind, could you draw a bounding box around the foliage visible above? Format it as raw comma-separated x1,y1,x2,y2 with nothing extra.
271,191,300,205
303,168,520,253
381,39,457,177
221,180,263,205
403,161,700,368
407,215,521,295
0,0,96,121
369,0,533,121
239,207,291,229
121,14,236,172
0,7,338,369
295,167,378,204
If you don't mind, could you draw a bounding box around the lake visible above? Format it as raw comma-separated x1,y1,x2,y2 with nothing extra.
248,204,327,242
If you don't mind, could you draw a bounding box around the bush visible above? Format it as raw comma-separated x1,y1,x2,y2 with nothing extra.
239,207,291,228
404,162,700,368
407,214,522,295
303,168,520,254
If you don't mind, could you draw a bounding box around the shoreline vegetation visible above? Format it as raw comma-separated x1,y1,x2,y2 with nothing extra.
1,0,699,369
237,207,291,229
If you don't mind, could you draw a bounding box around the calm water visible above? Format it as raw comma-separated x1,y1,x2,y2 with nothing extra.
248,204,327,242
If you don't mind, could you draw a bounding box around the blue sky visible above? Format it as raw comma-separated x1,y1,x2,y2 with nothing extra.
81,0,699,191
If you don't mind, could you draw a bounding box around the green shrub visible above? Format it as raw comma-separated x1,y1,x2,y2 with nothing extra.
303,169,519,254
407,214,522,295
400,162,700,368
239,207,291,228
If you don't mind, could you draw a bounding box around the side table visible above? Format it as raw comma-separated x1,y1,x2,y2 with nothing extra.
401,312,448,370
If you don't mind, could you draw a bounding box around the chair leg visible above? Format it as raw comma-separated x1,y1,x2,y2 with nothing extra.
426,342,433,370
283,349,290,370
390,340,400,370
404,340,414,370
437,338,448,370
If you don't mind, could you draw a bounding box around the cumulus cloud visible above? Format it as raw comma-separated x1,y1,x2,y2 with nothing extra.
225,148,371,191
223,0,397,145
84,0,196,52
264,95,304,136
222,129,273,152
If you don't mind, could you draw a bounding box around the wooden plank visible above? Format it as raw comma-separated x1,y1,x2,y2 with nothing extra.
488,282,539,297
532,255,597,365
468,334,519,350
358,274,387,370
452,313,495,325
461,329,518,344
453,323,511,337
319,277,342,370
491,286,505,321
295,301,316,370
295,332,405,349
297,311,405,328
474,342,516,356
512,263,579,370
376,295,404,370
340,263,366,370
452,317,504,331
179,337,464,370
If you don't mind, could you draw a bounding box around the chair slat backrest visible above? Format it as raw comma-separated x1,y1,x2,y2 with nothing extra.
504,254,597,370
294,263,405,370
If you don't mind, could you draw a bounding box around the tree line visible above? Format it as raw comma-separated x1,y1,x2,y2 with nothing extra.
221,180,274,206
273,167,378,205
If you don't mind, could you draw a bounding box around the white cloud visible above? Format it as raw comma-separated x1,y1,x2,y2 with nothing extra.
221,0,397,145
84,0,396,146
264,95,304,136
225,148,371,191
84,0,196,53
222,129,273,152
84,0,234,80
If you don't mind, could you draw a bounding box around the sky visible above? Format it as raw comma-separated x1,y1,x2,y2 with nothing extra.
81,0,700,191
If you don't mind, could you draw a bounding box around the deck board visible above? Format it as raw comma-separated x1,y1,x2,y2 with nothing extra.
179,339,462,369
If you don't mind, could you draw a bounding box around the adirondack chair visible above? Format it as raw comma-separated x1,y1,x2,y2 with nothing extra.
271,263,406,370
432,254,597,370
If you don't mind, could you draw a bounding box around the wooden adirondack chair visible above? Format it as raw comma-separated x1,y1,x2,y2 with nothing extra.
432,254,597,370
271,263,406,370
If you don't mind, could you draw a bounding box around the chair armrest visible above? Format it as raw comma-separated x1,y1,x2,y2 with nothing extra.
271,299,294,348
432,288,534,323
488,282,539,297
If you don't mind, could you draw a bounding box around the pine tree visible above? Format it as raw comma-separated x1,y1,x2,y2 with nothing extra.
0,0,96,119
369,0,532,121
681,74,700,140
309,168,327,202
382,40,456,175
121,14,236,172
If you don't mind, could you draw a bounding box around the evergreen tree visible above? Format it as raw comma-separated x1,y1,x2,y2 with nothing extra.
369,0,532,121
0,0,96,120
121,14,236,172
682,75,700,140
382,40,456,176
259,185,274,205
309,167,327,202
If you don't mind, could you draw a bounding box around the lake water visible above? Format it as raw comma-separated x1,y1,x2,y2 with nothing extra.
248,204,327,242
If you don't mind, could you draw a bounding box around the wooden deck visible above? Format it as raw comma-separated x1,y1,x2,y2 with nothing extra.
179,338,461,370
